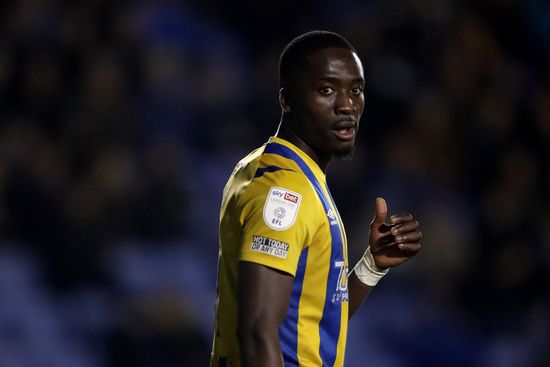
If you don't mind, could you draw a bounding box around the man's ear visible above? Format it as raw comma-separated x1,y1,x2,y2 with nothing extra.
279,88,292,113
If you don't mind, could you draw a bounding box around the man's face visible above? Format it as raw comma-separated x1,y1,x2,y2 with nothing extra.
289,47,365,159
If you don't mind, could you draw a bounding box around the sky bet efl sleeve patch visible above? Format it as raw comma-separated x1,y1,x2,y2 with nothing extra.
263,186,302,231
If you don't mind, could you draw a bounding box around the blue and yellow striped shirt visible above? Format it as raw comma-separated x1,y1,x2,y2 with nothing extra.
211,136,349,367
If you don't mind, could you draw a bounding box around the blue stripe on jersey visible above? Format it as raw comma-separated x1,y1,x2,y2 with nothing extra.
279,248,309,367
265,142,345,367
253,165,294,178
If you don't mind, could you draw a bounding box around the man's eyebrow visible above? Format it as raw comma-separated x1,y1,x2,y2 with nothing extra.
316,76,365,83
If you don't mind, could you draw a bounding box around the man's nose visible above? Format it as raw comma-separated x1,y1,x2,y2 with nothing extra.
335,93,354,114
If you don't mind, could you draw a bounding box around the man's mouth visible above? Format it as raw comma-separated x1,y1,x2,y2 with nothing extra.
332,121,357,141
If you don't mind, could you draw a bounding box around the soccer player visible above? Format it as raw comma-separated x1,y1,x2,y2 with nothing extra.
210,31,422,367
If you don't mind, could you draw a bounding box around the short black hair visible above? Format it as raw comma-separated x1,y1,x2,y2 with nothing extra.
279,30,356,89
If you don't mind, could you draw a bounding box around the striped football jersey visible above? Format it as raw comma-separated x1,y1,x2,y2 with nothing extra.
211,136,349,367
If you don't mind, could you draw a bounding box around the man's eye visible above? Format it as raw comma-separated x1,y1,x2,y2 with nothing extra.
351,87,363,95
320,87,333,95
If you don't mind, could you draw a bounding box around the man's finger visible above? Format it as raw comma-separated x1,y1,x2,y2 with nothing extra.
394,231,422,244
397,243,422,256
389,213,413,224
391,220,420,236
371,197,388,226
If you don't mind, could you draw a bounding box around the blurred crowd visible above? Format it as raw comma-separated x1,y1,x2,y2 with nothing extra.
0,0,549,366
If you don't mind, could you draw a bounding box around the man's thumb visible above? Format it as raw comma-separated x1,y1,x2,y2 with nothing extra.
372,197,388,225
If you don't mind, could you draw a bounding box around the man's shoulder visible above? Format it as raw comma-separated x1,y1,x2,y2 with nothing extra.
230,140,305,184
239,157,310,201
227,139,318,209
231,148,313,210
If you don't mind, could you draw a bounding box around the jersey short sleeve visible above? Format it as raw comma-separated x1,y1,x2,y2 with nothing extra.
237,170,316,277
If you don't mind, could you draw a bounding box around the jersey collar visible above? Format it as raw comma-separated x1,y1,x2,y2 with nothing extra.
267,136,326,181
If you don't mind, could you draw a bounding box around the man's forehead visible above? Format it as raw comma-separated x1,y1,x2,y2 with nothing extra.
303,47,364,80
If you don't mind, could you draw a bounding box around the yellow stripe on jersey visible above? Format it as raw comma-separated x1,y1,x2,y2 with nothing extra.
211,136,349,367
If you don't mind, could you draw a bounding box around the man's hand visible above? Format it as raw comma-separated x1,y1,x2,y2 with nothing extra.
368,197,422,269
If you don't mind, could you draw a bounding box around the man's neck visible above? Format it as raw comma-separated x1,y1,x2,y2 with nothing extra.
275,119,331,173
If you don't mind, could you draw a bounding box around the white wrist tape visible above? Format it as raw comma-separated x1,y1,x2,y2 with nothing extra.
352,246,389,286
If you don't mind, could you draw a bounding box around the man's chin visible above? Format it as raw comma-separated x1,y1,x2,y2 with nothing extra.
333,145,355,161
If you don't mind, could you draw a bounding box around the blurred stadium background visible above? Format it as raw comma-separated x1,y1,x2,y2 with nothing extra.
0,0,549,366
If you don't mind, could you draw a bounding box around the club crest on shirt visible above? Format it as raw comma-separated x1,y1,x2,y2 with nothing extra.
263,187,302,230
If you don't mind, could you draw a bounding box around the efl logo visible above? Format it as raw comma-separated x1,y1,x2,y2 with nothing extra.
264,187,302,231
284,192,298,203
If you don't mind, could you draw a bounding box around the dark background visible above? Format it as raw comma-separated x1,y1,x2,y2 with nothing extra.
0,0,549,366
